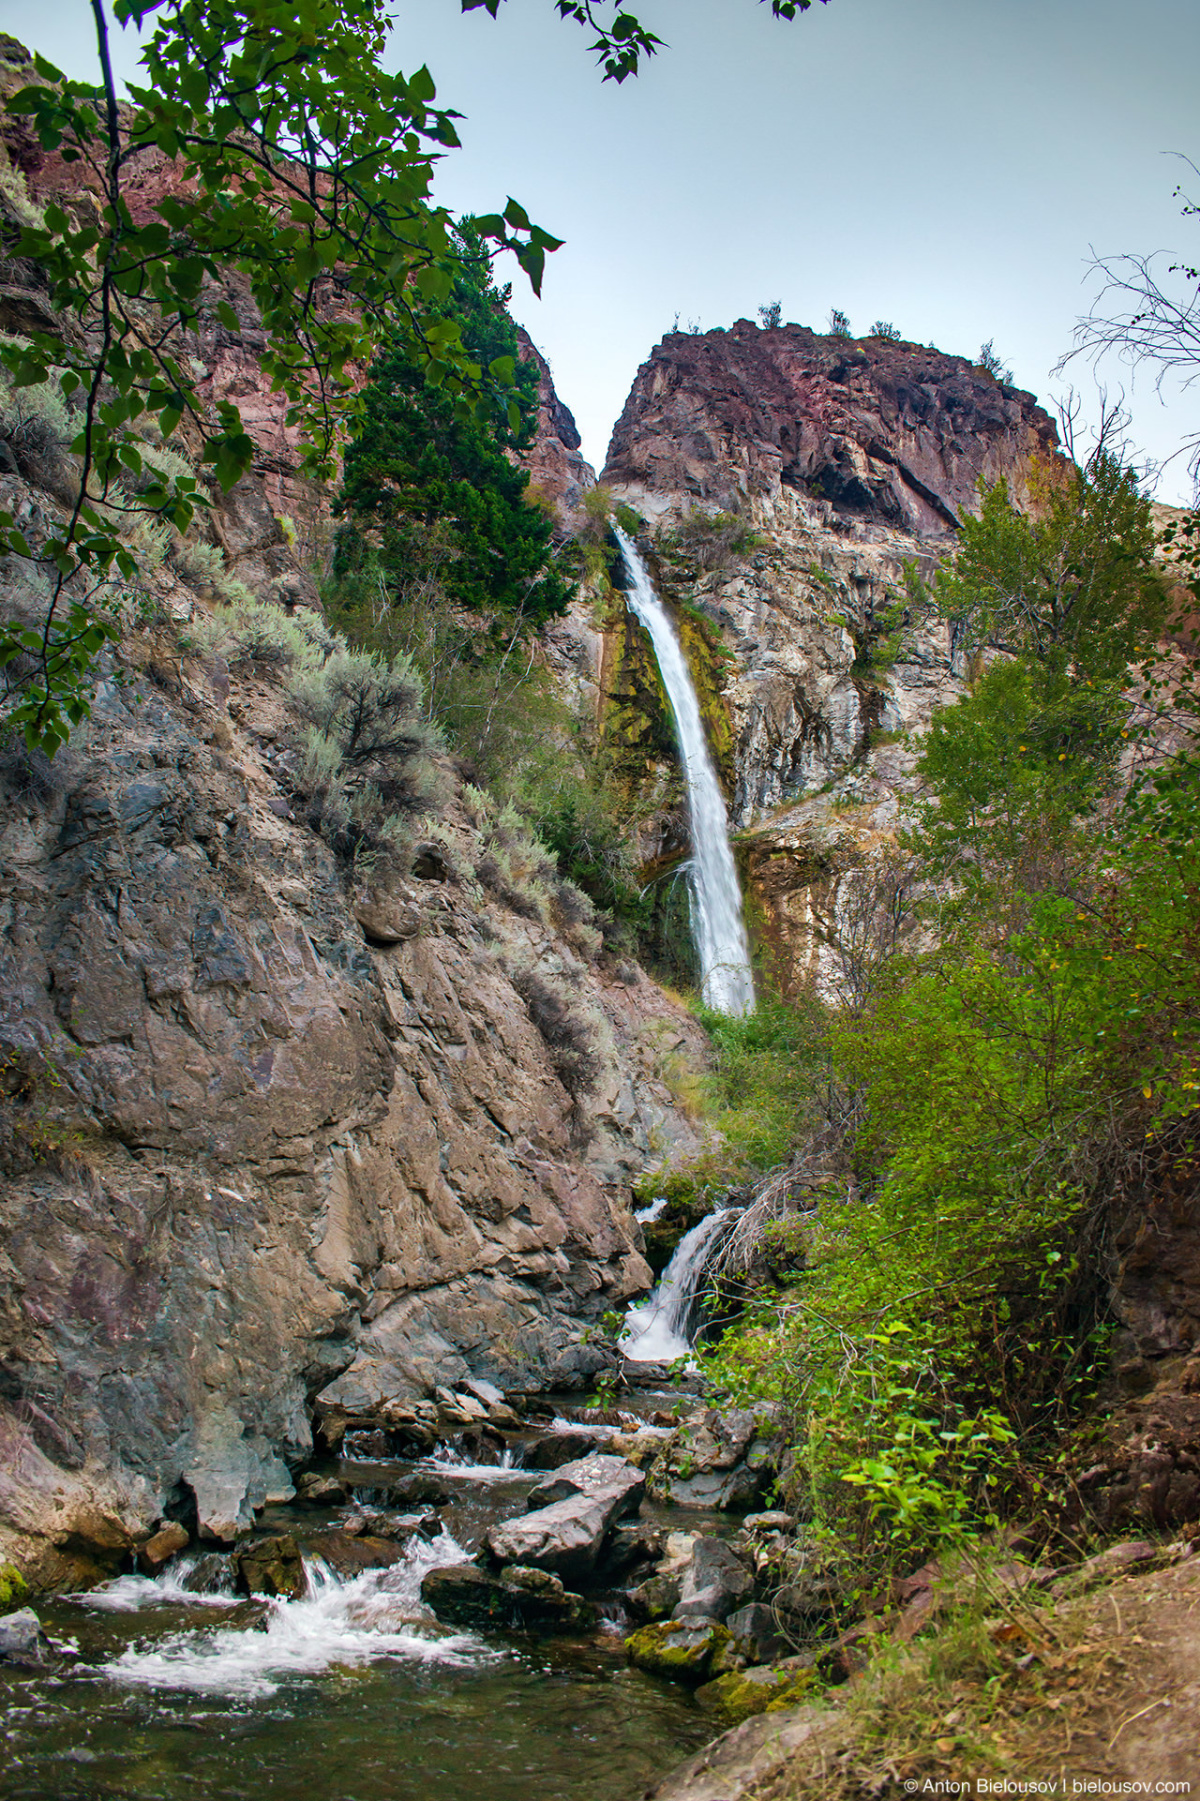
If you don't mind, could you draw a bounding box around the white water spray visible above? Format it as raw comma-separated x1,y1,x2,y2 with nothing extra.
92,1531,494,1699
614,526,754,1015
621,1207,737,1363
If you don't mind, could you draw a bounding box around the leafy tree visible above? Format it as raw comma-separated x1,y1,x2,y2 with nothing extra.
757,299,783,329
0,0,816,754
923,453,1166,687
0,0,558,753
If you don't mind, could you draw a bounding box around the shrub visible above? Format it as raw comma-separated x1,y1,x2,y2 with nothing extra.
828,307,852,338
870,320,902,342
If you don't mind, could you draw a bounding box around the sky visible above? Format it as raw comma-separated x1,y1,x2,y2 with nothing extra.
16,0,1200,499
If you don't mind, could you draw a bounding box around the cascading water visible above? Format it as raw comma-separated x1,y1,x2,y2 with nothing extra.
621,1207,737,1363
614,525,754,1015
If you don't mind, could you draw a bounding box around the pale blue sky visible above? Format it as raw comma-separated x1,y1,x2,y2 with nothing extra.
14,0,1200,497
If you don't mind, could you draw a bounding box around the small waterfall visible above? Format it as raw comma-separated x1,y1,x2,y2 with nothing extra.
614,526,754,1016
621,1207,737,1363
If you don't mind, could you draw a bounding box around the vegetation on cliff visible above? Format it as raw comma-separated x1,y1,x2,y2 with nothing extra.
687,451,1200,1594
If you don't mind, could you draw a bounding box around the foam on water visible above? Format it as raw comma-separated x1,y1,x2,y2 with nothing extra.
92,1531,497,1699
622,1208,738,1363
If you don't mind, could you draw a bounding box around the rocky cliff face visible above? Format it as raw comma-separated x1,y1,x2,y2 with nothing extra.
599,320,1063,992
605,318,1060,533
0,593,711,1580
0,53,711,1587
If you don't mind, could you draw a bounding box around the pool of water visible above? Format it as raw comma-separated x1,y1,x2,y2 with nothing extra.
1,1401,715,1801
2,1560,708,1801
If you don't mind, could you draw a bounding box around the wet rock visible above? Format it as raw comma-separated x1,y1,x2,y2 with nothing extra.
0,1561,30,1614
741,1511,795,1534
303,1532,413,1579
725,1601,794,1664
629,1570,683,1622
525,1429,601,1470
295,1473,350,1506
379,1475,452,1508
598,1520,664,1580
340,1508,440,1541
525,1453,646,1519
343,1428,393,1459
656,1462,771,1512
694,1663,813,1724
421,1562,597,1633
624,1618,732,1683
673,1537,755,1622
0,1608,52,1664
486,1493,619,1585
234,1534,307,1601
460,1376,506,1409
137,1522,190,1573
181,1553,235,1595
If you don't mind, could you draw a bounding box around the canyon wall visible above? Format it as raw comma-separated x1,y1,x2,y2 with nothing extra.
600,319,1062,990
0,45,711,1585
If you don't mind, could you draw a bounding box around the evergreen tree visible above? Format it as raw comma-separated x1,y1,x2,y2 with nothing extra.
335,223,572,633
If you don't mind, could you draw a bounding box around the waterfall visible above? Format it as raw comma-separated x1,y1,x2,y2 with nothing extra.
614,526,754,1015
621,1207,738,1363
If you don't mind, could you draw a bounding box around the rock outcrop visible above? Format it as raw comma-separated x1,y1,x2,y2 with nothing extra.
0,42,712,1583
598,320,1063,994
605,319,1059,533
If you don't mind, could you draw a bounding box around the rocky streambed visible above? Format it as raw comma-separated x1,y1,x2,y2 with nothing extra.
0,1384,804,1801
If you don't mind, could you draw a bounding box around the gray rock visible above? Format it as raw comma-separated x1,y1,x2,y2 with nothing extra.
525,1429,600,1470
421,1563,596,1633
485,1493,618,1585
660,1463,771,1512
725,1602,794,1664
673,1537,755,1622
526,1454,645,1519
0,1609,51,1663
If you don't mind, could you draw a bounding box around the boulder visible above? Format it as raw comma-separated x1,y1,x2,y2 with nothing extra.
303,1532,413,1579
340,1509,440,1541
629,1570,683,1622
525,1453,645,1519
0,1609,52,1664
485,1492,617,1585
695,1663,813,1724
725,1601,794,1664
624,1618,732,1683
181,1552,236,1594
421,1563,596,1633
381,1475,452,1508
234,1534,307,1601
525,1429,601,1470
295,1473,350,1505
657,1462,771,1512
137,1522,190,1573
598,1519,664,1580
673,1537,755,1622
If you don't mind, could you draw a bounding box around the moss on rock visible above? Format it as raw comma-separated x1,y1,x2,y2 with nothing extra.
694,1663,814,1723
0,1563,29,1615
624,1617,732,1682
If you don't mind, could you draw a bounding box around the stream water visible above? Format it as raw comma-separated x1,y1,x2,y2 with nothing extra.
621,1209,738,1364
614,527,754,1016
0,1402,712,1801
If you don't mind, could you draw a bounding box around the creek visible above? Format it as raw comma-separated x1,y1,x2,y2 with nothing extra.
0,1393,715,1801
